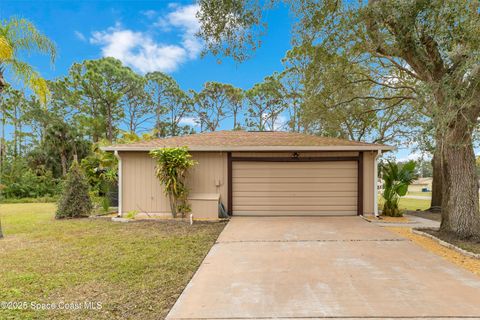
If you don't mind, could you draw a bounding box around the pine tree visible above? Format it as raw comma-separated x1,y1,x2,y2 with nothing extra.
56,161,93,219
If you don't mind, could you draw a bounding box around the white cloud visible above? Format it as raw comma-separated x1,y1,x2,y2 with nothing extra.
179,117,199,127
141,10,157,19
156,3,201,58
90,3,202,73
397,151,431,162
74,31,86,42
91,27,187,73
262,114,287,131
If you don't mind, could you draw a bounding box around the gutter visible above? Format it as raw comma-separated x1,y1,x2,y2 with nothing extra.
114,150,122,217
101,145,396,152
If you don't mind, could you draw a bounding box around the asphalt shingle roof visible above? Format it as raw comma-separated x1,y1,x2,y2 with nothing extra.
102,130,393,151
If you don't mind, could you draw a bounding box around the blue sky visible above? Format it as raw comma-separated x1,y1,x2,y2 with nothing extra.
1,1,292,89
1,0,413,160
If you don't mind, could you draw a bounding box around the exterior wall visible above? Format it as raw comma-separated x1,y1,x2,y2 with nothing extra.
119,151,227,216
363,151,376,215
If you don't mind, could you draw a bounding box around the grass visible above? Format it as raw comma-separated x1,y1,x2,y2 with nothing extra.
0,196,59,204
406,191,432,197
379,197,431,213
398,197,431,211
0,203,226,320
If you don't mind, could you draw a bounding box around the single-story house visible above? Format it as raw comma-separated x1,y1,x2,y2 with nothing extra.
102,131,393,219
408,177,432,193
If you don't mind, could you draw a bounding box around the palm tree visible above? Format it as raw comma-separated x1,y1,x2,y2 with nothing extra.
0,17,56,238
381,160,417,217
0,17,56,98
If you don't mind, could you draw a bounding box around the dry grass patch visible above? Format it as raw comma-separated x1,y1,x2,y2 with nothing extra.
386,227,480,277
0,203,226,320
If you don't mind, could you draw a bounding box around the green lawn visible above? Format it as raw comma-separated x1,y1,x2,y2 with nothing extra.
407,191,432,197
398,197,431,211
379,197,431,212
0,203,226,320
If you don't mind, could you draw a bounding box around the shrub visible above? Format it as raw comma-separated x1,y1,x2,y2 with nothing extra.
382,160,417,217
56,161,93,219
125,210,138,219
0,159,60,199
150,147,197,218
101,196,110,213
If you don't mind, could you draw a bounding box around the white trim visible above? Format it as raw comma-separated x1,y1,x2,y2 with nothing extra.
374,150,382,217
114,150,123,217
101,145,395,152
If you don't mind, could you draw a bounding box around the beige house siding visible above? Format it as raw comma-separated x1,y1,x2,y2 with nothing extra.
120,151,168,214
119,151,228,215
119,150,377,217
187,152,228,204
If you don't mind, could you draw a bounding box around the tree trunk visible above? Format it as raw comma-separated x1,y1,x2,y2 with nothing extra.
168,192,177,218
233,111,238,129
0,72,6,92
429,146,442,212
18,122,22,156
440,119,480,239
0,105,5,178
106,105,113,142
155,91,162,138
61,152,68,176
0,217,3,239
13,105,18,158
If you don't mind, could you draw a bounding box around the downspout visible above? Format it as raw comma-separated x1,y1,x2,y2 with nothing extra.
374,150,382,217
114,150,123,217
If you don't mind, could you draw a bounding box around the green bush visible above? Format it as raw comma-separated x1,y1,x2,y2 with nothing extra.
101,196,110,213
0,159,60,199
56,161,93,219
125,210,138,219
150,147,196,218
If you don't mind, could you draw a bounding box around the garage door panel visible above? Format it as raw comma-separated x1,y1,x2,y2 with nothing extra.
234,177,357,184
233,182,357,192
234,196,357,206
233,205,357,212
233,168,357,178
233,162,357,170
233,191,357,197
234,210,356,216
232,161,358,216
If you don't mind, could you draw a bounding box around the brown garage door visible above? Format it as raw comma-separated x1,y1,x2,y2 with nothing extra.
232,161,358,216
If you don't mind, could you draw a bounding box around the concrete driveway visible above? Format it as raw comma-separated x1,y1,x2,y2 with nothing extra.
167,217,480,319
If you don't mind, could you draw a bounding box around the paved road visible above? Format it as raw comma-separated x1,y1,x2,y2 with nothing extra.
167,216,480,319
